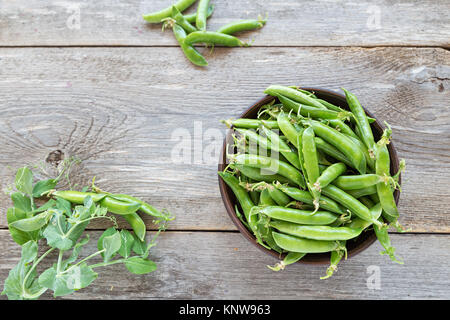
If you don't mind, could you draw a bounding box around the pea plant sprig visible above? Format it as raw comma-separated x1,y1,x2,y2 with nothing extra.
2,166,170,300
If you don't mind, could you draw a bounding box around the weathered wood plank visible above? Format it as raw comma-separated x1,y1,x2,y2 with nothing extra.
0,230,449,299
0,0,449,47
0,47,449,232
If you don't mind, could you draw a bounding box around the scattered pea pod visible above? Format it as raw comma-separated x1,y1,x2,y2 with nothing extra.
217,16,266,35
172,24,208,67
184,4,214,23
143,0,197,23
185,31,248,47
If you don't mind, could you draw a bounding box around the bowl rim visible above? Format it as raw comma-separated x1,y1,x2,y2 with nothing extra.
218,87,401,265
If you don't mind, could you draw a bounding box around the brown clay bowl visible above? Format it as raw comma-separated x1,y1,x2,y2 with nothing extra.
218,87,401,264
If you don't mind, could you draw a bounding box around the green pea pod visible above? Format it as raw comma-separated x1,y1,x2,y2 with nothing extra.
195,0,210,31
257,206,338,225
259,189,276,206
218,172,262,244
276,185,344,215
9,211,51,232
185,31,248,47
232,154,305,189
302,127,321,210
223,118,279,130
346,185,378,198
322,184,382,227
267,186,291,206
324,119,358,139
122,212,146,242
52,190,106,204
374,217,403,264
277,111,302,148
217,17,266,35
270,220,363,241
109,194,172,221
172,24,208,67
235,128,291,153
272,231,339,253
314,137,354,169
376,144,399,219
342,88,375,153
267,251,305,271
264,85,328,110
278,94,350,120
347,135,375,170
184,4,214,23
170,6,197,34
304,119,366,174
143,0,197,23
233,164,292,185
314,162,347,191
100,196,141,215
259,126,301,169
320,241,346,279
334,174,381,190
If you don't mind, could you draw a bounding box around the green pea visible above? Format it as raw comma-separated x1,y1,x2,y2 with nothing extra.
304,119,366,174
195,0,210,31
100,196,141,215
184,5,214,23
217,17,266,35
184,31,248,47
122,212,146,242
52,190,106,204
232,164,292,185
314,162,347,191
322,184,382,227
223,118,279,130
376,143,399,219
346,185,378,198
172,24,208,67
276,185,344,215
267,251,305,271
334,174,381,190
260,126,301,169
272,231,339,253
143,0,197,23
257,206,338,225
264,85,328,110
342,88,375,152
232,154,305,189
270,220,363,241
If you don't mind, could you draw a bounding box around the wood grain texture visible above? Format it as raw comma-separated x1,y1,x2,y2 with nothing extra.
0,230,449,300
0,47,449,232
0,0,449,47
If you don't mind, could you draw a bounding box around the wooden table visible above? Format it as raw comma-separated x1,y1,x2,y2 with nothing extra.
0,0,449,300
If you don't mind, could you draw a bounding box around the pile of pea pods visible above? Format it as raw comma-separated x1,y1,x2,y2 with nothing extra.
219,85,406,279
143,0,266,66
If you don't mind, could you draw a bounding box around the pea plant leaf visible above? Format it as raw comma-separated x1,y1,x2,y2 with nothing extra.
6,208,40,245
39,263,98,297
131,232,147,256
118,230,135,259
15,167,34,196
32,179,57,198
43,211,73,250
11,193,32,213
9,211,51,232
124,257,157,275
56,197,72,217
97,227,117,253
1,241,45,300
102,231,122,262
